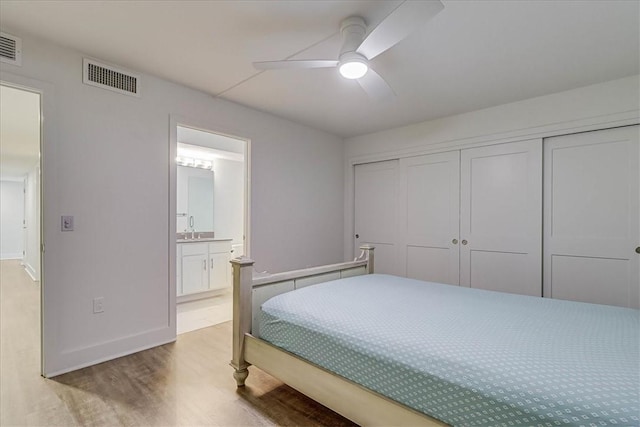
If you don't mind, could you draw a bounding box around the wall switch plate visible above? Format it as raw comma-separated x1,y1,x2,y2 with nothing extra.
61,215,74,231
93,297,104,314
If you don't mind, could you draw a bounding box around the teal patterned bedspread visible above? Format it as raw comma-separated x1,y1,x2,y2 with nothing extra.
259,274,640,426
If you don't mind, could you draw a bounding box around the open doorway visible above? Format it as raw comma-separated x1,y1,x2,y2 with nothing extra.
0,83,42,372
173,125,248,335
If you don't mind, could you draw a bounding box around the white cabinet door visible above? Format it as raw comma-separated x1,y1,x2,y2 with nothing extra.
460,140,542,296
208,241,232,289
544,126,639,308
354,160,399,275
399,151,460,284
182,253,209,295
209,252,229,290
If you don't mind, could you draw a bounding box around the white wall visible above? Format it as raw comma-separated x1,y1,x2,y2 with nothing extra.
23,164,40,280
344,75,640,257
1,31,344,376
0,180,24,259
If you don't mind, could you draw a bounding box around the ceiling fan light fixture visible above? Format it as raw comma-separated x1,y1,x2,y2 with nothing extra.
338,51,369,79
339,60,368,79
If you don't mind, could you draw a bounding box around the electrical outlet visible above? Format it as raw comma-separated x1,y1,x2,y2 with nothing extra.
61,215,74,231
93,297,104,314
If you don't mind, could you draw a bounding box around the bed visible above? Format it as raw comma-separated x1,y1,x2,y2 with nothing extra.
230,246,639,426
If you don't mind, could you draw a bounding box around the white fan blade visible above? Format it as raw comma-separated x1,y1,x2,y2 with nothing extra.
356,0,444,60
357,69,395,101
253,60,338,70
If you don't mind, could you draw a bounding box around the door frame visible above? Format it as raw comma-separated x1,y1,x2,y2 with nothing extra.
1,72,53,376
169,115,251,335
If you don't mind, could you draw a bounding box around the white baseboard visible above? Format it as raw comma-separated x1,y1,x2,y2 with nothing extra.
177,287,229,304
0,253,23,260
24,263,38,281
45,326,176,378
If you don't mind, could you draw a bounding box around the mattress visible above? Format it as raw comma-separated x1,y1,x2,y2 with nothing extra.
259,274,639,426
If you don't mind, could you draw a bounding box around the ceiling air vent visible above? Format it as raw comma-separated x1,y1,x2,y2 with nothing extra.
0,32,22,66
82,58,141,97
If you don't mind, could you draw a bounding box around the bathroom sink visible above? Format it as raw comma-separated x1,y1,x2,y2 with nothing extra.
176,231,215,242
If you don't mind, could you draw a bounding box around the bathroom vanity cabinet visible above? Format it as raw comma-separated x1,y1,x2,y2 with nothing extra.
177,239,232,298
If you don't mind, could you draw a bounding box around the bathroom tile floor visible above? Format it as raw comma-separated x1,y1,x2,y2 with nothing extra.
176,292,232,335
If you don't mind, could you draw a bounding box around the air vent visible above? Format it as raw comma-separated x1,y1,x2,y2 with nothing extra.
0,32,22,66
82,58,141,97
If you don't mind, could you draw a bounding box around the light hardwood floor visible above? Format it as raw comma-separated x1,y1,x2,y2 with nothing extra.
0,260,355,426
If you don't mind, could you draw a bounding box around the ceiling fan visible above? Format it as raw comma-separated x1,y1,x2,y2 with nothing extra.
253,0,444,101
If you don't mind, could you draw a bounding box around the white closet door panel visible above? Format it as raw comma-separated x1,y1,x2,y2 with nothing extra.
550,255,630,307
399,152,459,284
470,251,532,295
460,140,542,296
469,151,529,240
363,242,396,275
406,246,451,284
550,139,630,240
354,160,399,275
544,126,639,308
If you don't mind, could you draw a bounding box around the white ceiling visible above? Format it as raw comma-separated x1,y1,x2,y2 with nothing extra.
1,1,638,138
178,126,245,155
0,85,40,180
177,126,245,162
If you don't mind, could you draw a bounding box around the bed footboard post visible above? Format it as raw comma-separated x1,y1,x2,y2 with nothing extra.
230,257,254,387
360,244,375,274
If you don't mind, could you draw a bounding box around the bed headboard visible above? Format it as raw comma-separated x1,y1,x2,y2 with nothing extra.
229,245,375,383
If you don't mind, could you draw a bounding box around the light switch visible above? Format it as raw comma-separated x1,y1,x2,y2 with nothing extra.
61,215,74,231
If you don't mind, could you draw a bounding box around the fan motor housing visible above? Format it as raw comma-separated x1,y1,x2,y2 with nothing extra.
340,16,367,56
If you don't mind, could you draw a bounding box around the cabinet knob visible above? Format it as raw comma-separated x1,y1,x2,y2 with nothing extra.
452,239,458,244
355,234,359,239
461,240,468,245
636,246,640,254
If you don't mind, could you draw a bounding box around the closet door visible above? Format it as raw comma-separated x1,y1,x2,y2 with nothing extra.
544,126,639,308
399,151,460,284
460,140,542,296
354,160,399,275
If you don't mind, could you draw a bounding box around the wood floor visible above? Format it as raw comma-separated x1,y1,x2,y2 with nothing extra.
0,260,356,426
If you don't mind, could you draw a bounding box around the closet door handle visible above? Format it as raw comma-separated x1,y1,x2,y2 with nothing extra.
452,239,458,244
203,260,207,270
461,240,468,245
210,258,213,268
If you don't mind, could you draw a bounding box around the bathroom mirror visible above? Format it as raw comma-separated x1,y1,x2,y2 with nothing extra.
177,165,214,232
188,175,214,232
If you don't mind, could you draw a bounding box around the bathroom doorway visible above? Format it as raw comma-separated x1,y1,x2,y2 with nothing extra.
0,83,43,372
171,124,249,335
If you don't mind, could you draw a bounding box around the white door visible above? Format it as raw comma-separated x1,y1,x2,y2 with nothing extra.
460,139,543,296
544,126,639,308
354,160,399,275
399,151,460,284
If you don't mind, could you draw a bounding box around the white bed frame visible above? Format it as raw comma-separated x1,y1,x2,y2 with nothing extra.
230,245,445,427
